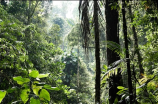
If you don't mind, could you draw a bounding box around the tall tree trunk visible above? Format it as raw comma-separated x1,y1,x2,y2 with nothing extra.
105,0,123,103
128,1,144,77
94,1,101,103
122,0,134,103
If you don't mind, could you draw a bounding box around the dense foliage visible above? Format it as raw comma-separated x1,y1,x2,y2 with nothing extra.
1,0,158,104
0,1,94,103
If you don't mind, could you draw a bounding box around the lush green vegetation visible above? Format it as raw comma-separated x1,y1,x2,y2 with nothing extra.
1,0,158,104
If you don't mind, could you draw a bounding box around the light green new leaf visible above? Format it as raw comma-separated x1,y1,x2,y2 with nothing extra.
19,55,25,62
30,97,40,104
115,68,118,75
103,65,108,70
0,90,6,103
20,89,30,104
29,70,39,78
29,62,34,68
117,86,125,90
39,89,50,101
117,90,125,95
112,70,115,75
44,85,60,91
13,76,30,85
37,73,50,78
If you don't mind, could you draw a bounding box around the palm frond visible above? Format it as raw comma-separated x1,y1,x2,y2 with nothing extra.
79,0,90,52
101,58,128,80
79,1,105,52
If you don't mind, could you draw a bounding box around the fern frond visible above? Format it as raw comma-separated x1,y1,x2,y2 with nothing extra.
101,66,119,80
101,59,127,80
106,41,126,58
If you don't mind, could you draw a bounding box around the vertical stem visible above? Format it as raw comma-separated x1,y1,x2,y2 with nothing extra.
128,2,144,77
122,0,133,103
77,37,80,103
94,1,101,103
132,65,138,104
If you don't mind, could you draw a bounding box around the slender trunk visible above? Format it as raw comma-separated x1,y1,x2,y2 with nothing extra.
77,37,80,103
105,0,123,103
128,2,144,77
122,0,133,103
132,65,138,104
94,1,101,104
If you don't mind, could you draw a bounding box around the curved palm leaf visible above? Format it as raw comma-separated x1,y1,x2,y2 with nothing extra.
101,58,128,81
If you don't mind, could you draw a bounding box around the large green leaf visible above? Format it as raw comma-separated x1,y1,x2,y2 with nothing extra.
30,97,40,104
37,73,50,78
20,89,30,104
0,90,6,103
13,76,30,85
39,89,50,101
29,70,39,78
32,84,42,96
43,85,60,91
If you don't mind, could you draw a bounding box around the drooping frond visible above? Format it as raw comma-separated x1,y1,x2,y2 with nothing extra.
79,0,90,52
79,0,105,52
101,58,127,81
91,1,105,29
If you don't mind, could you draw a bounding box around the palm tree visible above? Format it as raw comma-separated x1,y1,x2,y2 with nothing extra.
79,0,123,103
79,0,101,103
